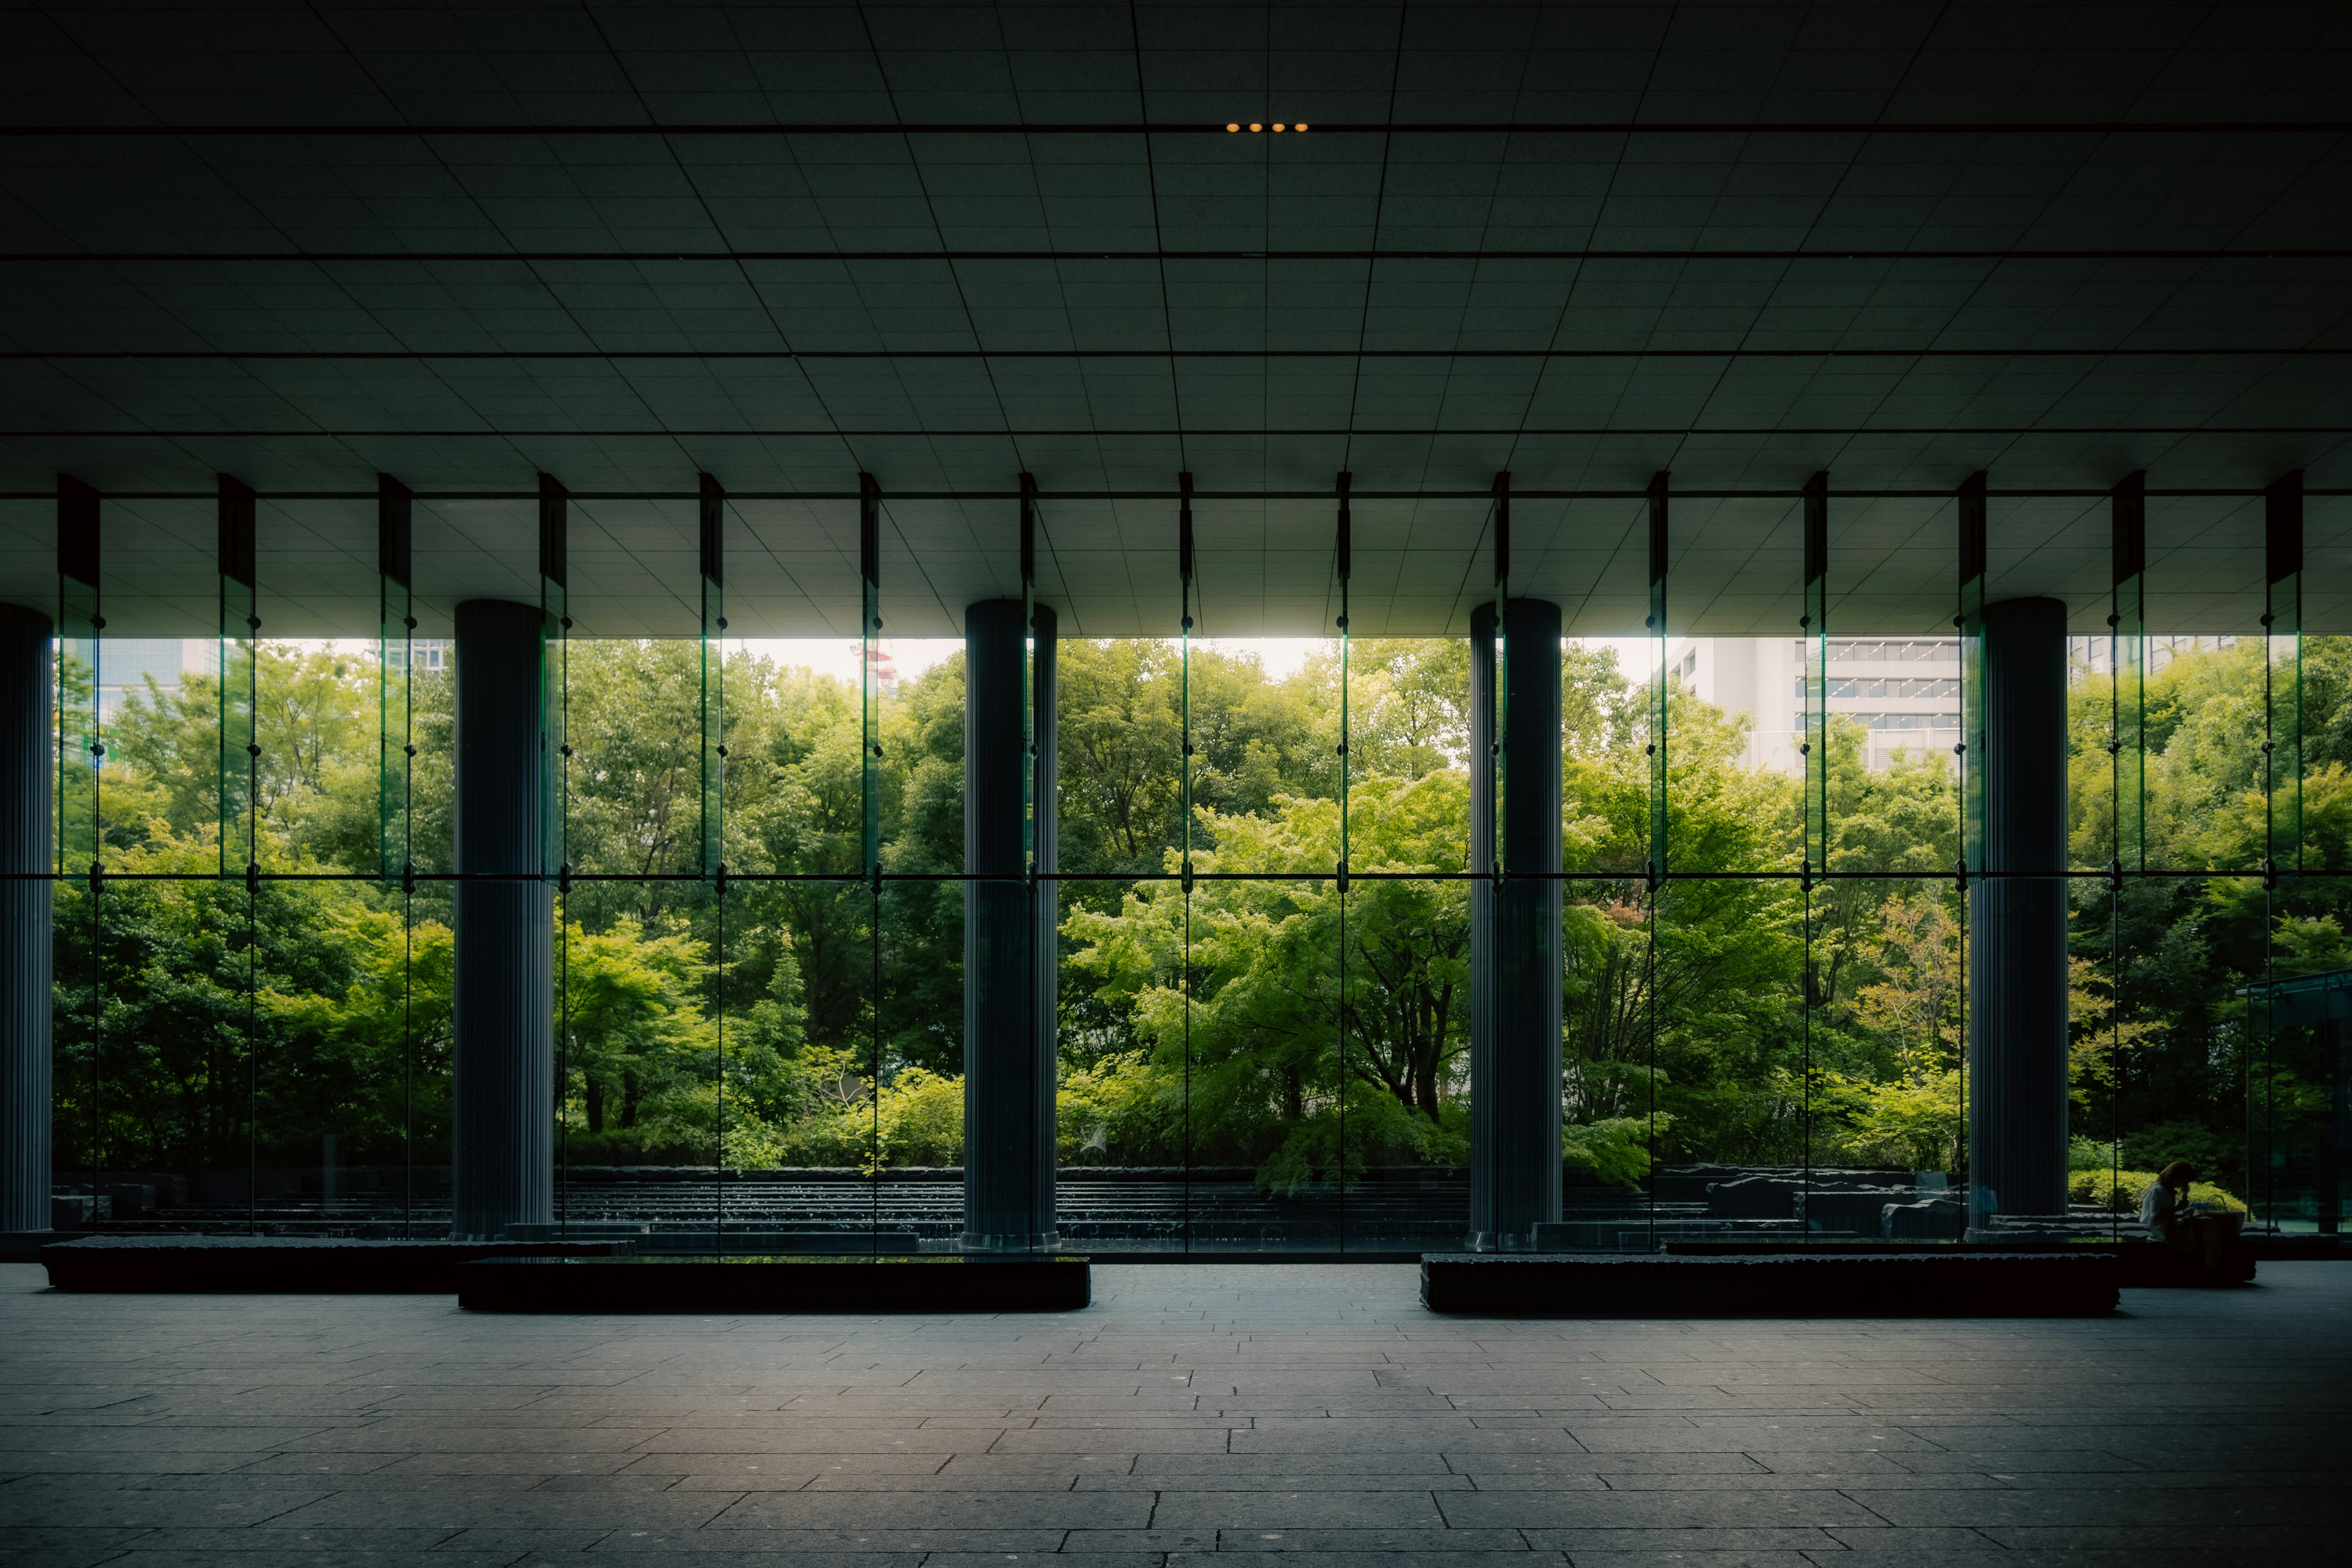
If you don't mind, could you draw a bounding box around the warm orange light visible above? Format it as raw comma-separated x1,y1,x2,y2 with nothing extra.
1294,123,1308,132
1250,123,1262,132
1273,123,1286,132
1226,123,1239,132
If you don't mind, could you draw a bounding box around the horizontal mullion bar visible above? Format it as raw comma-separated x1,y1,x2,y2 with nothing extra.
13,867,2310,883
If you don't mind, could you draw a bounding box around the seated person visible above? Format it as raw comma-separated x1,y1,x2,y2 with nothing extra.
2138,1161,2235,1270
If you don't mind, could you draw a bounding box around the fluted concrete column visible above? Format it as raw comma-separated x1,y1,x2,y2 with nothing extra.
1969,596,2070,1226
963,599,1057,1253
1468,598,1564,1250
452,599,552,1240
0,604,52,1237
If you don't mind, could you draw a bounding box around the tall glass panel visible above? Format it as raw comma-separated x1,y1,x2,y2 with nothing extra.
2115,492,2267,1231
2256,478,2318,1232
1815,492,1968,1244
869,503,963,1251
250,628,391,1231
1342,569,1474,1259
1551,494,1665,1250
51,482,103,1234
404,541,456,1238
726,494,875,1251
557,619,715,1248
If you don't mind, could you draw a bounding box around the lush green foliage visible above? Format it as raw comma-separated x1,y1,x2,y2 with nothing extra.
53,631,2342,1216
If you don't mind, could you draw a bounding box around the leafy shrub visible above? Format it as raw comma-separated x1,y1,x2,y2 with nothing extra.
1563,1117,1656,1188
2070,1167,2246,1215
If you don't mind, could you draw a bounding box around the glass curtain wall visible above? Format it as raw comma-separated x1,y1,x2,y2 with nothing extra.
37,476,2339,1250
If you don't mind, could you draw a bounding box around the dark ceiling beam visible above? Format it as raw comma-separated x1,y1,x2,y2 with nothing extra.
11,347,2351,362
12,426,2348,440
10,120,2352,137
9,249,2348,263
5,484,2338,505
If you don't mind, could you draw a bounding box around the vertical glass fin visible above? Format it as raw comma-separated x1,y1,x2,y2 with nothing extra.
1335,472,1351,1221
378,476,412,886
2267,472,2303,883
1177,471,1194,1251
1491,471,1509,884
537,473,568,881
1020,473,1037,881
55,477,100,876
1646,472,1668,882
1802,472,1828,878
1958,473,1988,878
699,473,725,883
859,473,882,879
2113,476,2146,877
217,475,257,876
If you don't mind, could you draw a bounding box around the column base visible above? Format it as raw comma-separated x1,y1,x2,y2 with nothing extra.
1461,1229,1548,1254
960,1230,1061,1254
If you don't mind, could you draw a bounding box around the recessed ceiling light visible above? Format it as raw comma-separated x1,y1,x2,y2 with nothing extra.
1250,123,1262,132
1273,123,1287,132
1226,123,1239,132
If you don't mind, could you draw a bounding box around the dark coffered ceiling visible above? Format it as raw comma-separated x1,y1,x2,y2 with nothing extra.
0,2,2346,638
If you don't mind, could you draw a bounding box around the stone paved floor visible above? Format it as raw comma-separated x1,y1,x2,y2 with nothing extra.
0,1261,2346,1567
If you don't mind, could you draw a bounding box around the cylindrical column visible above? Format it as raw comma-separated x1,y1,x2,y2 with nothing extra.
451,599,552,1241
0,604,53,1238
962,599,1057,1252
1968,595,2070,1226
1468,598,1564,1250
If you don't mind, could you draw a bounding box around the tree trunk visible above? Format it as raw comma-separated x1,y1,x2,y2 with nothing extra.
1413,1051,1439,1118
586,1075,605,1133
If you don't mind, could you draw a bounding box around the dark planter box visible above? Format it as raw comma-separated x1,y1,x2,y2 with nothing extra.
41,1236,632,1293
459,1254,1092,1313
1664,1238,2256,1287
1421,1251,2119,1316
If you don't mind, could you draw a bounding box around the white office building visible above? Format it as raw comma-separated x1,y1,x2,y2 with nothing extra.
1667,637,1961,776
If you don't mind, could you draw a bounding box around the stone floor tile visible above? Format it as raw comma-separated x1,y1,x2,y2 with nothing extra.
1216,1528,1540,1551
1145,1488,1450,1528
710,1488,1152,1529
0,1262,2345,1562
1442,1489,1885,1529
1521,1526,1845,1552
584,1528,1060,1551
